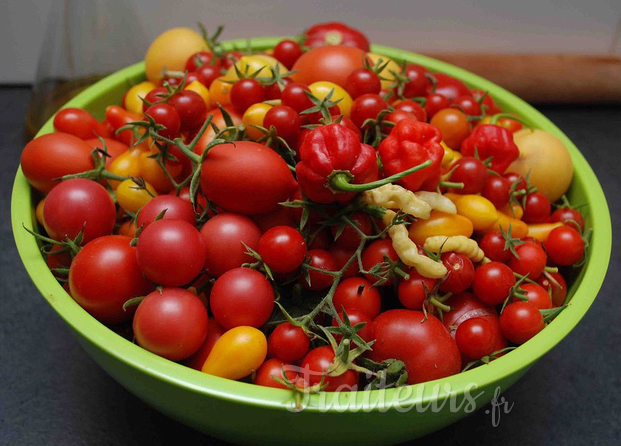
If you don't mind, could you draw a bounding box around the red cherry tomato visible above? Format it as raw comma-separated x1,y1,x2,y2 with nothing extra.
299,346,359,391
144,103,181,139
400,64,430,98
350,94,388,129
397,270,438,310
133,287,209,361
258,226,307,274
136,195,196,229
267,322,310,362
449,157,489,194
537,272,568,307
136,219,206,286
210,267,274,329
333,277,382,318
439,252,475,294
500,301,544,344
43,178,116,244
272,39,303,69
53,108,110,140
231,78,266,113
472,262,516,306
522,192,551,224
263,105,301,144
455,317,497,361
545,225,585,266
514,283,552,310
481,175,512,209
508,242,547,279
549,207,585,231
361,239,399,286
69,235,153,324
254,358,299,389
168,90,207,132
303,249,338,291
331,212,373,249
478,231,512,263
331,308,375,346
345,68,381,99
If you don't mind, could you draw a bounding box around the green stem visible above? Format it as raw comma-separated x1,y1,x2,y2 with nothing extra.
328,159,432,193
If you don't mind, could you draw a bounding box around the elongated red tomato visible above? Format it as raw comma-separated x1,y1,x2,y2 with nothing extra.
200,141,298,215
69,235,153,324
21,133,94,193
369,309,461,385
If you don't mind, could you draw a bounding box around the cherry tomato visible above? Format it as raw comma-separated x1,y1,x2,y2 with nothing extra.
537,272,568,307
258,226,307,274
472,262,516,305
169,90,207,132
242,102,272,141
424,93,451,119
399,64,430,98
361,239,399,286
281,82,313,115
202,326,268,380
522,192,551,224
331,212,373,249
136,195,196,229
332,308,375,345
105,105,144,147
429,108,471,149
299,346,359,391
515,283,552,310
291,45,365,88
194,107,243,153
21,133,94,193
272,39,303,69
451,95,482,117
393,100,427,122
308,81,353,117
84,138,128,166
455,317,496,361
196,64,221,88
429,73,472,101
133,287,208,361
116,178,158,213
185,51,220,72
124,81,157,115
53,108,110,140
254,358,298,389
345,68,381,99
499,301,544,344
449,157,488,194
210,267,274,329
333,277,382,318
200,141,298,215
398,270,438,310
69,235,153,324
267,322,310,362
263,105,301,144
369,310,461,385
481,175,512,209
329,245,359,279
43,178,115,243
199,213,262,277
145,103,181,139
136,219,206,286
230,78,266,113
508,242,547,279
184,318,226,370
549,207,585,231
264,77,293,100
439,252,475,294
544,225,585,266
479,231,512,263
350,94,388,129
303,249,338,291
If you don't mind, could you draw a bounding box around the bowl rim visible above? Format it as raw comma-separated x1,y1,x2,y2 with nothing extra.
12,37,612,412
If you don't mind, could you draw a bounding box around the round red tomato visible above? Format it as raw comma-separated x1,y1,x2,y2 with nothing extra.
439,252,475,294
136,195,196,229
200,213,262,277
299,346,359,391
303,249,338,291
210,267,274,329
133,287,209,361
499,301,544,344
267,322,310,362
544,225,585,266
43,178,116,243
21,133,94,193
254,358,299,389
333,277,382,318
136,219,206,286
398,270,438,310
258,226,307,274
508,242,547,279
291,45,365,88
368,310,461,385
455,317,497,361
69,235,153,324
361,239,399,286
472,262,516,306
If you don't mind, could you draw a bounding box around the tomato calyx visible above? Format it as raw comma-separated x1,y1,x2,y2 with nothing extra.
318,324,374,377
300,88,343,126
60,141,132,184
23,223,83,278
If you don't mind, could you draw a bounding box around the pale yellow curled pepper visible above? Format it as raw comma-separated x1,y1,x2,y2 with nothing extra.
382,210,447,279
423,235,485,263
414,191,457,215
363,184,432,219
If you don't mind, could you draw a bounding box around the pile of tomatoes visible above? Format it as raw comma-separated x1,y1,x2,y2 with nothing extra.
20,22,589,393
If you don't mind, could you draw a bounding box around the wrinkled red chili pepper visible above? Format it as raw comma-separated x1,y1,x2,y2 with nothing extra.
460,124,519,174
378,118,444,192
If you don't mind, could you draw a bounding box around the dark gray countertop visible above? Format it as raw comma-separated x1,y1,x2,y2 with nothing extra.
1,86,619,445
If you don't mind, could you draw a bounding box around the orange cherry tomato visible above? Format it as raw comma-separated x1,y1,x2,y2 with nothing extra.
430,108,471,149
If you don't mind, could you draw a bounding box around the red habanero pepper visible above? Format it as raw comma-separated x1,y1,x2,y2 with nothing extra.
378,119,444,192
460,124,519,174
296,123,433,203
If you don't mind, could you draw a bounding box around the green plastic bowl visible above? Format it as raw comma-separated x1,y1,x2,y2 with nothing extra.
12,38,611,446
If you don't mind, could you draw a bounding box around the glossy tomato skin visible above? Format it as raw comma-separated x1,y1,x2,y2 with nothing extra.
136,219,206,286
333,277,382,318
21,133,94,193
184,318,226,370
508,242,547,279
428,73,472,101
69,235,153,324
369,310,461,385
545,225,585,266
398,270,438,310
200,213,262,277
133,288,209,361
291,45,365,88
257,226,307,274
254,358,299,389
200,141,298,215
472,262,516,306
515,283,552,309
303,249,338,291
303,22,370,51
300,346,359,391
499,301,544,344
210,267,274,329
455,317,497,361
53,107,110,140
43,178,116,243
439,252,475,294
267,322,310,362
136,195,196,229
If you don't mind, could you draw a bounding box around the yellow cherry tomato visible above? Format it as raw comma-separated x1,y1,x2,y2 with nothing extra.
441,141,462,169
145,27,209,83
408,210,474,246
209,76,234,107
35,198,46,227
185,80,210,108
499,202,524,220
483,212,529,238
242,103,273,141
527,222,563,242
124,81,157,115
445,194,499,231
201,326,267,380
116,178,158,214
365,52,401,90
108,148,144,189
225,54,286,80
138,149,184,193
308,81,353,117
